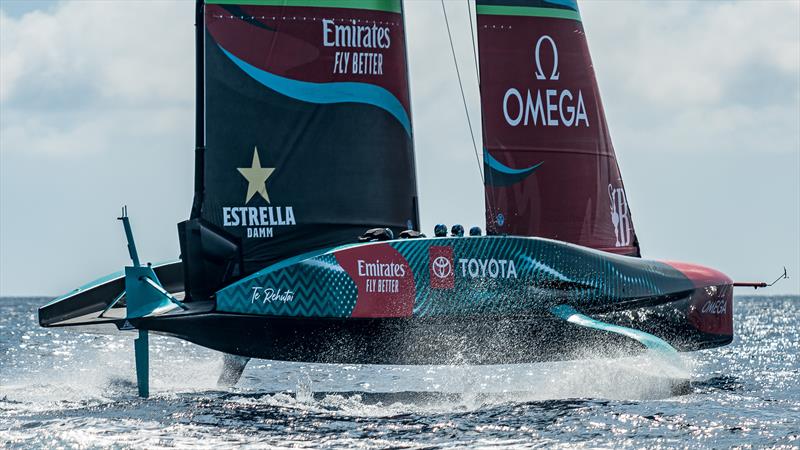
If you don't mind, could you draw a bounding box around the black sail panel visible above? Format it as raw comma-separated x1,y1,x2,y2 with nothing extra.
199,0,418,273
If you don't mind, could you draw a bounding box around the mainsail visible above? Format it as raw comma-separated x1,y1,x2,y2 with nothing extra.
476,0,640,256
196,0,419,273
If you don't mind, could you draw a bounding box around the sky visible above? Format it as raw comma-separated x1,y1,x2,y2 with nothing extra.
1,0,798,296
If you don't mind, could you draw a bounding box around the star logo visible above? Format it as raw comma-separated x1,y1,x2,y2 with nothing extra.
237,147,275,203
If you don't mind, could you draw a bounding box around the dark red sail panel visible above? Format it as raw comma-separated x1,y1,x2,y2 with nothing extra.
477,0,640,256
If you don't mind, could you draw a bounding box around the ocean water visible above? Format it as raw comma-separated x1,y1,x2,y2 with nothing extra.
1,296,798,449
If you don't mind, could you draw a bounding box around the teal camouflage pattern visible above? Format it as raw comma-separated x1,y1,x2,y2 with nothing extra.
216,236,695,317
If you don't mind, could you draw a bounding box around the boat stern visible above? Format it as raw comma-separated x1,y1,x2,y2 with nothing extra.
663,261,734,343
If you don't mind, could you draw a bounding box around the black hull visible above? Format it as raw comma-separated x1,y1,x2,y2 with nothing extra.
135,298,730,365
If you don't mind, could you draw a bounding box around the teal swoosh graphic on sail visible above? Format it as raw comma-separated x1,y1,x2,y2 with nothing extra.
543,0,579,11
219,45,412,136
484,149,542,186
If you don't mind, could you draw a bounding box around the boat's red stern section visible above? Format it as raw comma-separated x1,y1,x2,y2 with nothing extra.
663,261,733,337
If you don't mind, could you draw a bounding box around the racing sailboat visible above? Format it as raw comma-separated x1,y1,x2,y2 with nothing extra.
40,0,741,397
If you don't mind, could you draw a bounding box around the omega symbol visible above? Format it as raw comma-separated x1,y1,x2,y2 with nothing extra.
534,35,560,81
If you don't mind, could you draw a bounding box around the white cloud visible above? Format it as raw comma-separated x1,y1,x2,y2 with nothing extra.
582,0,800,155
0,1,194,156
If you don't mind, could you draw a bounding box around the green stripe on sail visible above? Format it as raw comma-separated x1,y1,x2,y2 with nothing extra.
476,5,581,22
206,0,402,14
